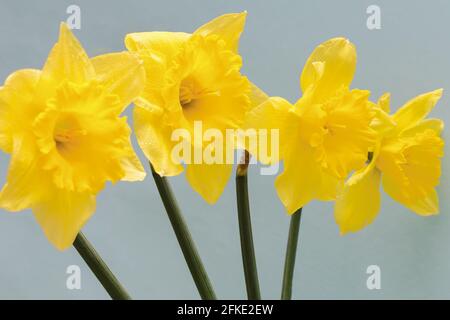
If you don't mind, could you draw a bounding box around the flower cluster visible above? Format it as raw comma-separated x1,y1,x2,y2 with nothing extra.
0,12,444,252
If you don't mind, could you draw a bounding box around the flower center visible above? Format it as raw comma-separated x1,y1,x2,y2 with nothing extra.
53,115,86,154
323,123,346,136
179,77,219,109
179,83,195,108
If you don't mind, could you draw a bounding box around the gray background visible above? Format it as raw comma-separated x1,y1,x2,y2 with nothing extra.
0,0,449,299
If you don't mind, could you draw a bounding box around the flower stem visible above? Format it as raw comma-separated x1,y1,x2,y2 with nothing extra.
281,208,303,300
150,163,216,300
236,151,261,300
73,232,131,300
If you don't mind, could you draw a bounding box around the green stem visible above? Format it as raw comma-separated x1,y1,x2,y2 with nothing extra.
281,208,303,300
236,151,261,300
150,163,216,300
73,232,131,300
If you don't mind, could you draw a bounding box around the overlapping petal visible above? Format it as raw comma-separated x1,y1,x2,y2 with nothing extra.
39,23,95,88
392,89,443,132
133,99,184,176
275,140,341,214
0,69,41,153
334,156,381,234
125,32,190,60
91,51,146,112
0,136,44,211
244,96,295,164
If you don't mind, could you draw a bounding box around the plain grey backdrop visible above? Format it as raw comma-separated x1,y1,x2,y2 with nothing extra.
0,0,449,299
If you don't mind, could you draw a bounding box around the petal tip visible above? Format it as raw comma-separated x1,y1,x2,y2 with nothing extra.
434,88,444,99
59,22,72,39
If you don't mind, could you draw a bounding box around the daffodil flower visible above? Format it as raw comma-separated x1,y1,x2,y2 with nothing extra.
0,24,146,250
245,38,377,213
125,12,265,203
335,89,444,234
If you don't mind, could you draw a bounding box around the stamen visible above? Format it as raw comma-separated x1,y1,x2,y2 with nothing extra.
54,129,87,148
179,78,219,109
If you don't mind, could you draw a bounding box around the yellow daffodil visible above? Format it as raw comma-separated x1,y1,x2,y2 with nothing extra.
335,89,444,234
245,38,377,213
0,24,146,250
125,12,266,204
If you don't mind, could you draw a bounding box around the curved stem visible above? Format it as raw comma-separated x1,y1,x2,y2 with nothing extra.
281,208,302,300
236,151,261,300
150,164,216,300
73,232,131,300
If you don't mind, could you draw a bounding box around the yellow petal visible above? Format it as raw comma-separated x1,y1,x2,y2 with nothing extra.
186,163,232,204
248,82,269,109
125,31,190,60
121,141,146,182
32,187,96,250
91,52,146,112
133,101,183,176
194,12,247,52
0,69,41,106
0,69,41,153
400,118,444,137
40,23,95,86
377,92,390,113
0,137,43,211
378,130,444,215
275,141,340,213
300,38,356,102
335,166,381,234
392,89,443,132
369,103,396,136
244,96,295,164
382,174,439,216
